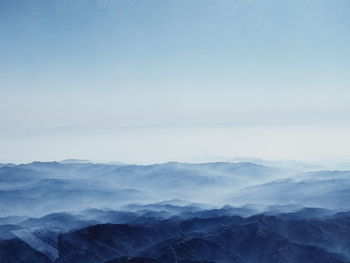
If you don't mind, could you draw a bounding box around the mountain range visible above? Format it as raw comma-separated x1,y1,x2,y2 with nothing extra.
0,160,350,262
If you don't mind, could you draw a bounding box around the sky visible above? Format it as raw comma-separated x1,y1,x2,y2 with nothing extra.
0,0,350,163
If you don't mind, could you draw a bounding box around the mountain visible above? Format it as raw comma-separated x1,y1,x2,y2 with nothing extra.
0,161,288,217
2,210,350,263
229,171,350,209
59,159,92,164
1,160,350,262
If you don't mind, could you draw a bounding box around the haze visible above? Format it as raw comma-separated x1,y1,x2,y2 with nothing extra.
1,0,350,163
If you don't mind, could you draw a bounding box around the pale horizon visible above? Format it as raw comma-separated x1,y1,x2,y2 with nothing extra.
1,0,350,164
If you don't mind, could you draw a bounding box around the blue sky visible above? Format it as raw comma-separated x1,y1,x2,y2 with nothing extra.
1,0,350,163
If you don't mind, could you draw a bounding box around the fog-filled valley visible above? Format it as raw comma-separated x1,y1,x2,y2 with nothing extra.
0,160,350,262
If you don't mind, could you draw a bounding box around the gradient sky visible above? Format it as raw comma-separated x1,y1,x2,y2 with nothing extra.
1,0,350,163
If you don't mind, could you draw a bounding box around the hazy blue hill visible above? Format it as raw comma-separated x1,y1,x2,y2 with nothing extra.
0,166,43,185
0,161,294,217
231,158,325,171
230,174,350,209
30,212,350,262
1,205,350,262
1,161,350,262
2,160,350,216
272,207,335,220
